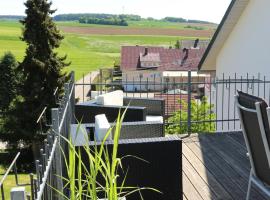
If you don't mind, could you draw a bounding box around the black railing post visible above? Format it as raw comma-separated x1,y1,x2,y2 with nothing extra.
13,162,18,186
35,160,40,188
1,184,5,200
187,71,192,135
33,178,38,199
51,108,63,199
26,194,31,200
30,173,35,200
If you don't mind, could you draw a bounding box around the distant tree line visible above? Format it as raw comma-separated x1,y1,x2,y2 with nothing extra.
185,25,205,30
54,13,140,22
163,17,213,24
0,13,214,25
187,19,212,24
78,16,128,26
163,17,186,23
54,14,212,24
0,15,24,20
119,14,141,21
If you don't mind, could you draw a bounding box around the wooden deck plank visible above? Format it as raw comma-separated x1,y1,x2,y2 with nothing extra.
223,134,250,160
226,132,246,147
183,171,204,200
182,141,233,199
224,134,268,199
184,138,245,200
189,134,266,200
203,134,269,199
182,155,215,200
183,133,267,200
202,134,250,174
186,137,247,199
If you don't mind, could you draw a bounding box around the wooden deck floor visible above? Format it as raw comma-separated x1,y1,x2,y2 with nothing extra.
182,132,268,200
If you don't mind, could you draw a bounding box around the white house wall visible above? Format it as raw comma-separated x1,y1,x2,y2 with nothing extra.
122,71,208,92
210,0,270,132
122,71,163,92
216,0,270,78
205,79,270,132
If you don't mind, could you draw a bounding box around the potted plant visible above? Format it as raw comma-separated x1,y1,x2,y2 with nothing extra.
60,112,158,200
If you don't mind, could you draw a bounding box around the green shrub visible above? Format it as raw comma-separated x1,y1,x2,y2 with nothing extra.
185,25,205,30
175,40,180,49
166,96,216,134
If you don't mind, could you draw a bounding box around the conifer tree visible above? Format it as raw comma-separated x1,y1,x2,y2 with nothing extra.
16,0,69,143
0,52,17,113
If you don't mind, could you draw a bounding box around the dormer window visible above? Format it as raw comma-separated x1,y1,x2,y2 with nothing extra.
139,49,161,69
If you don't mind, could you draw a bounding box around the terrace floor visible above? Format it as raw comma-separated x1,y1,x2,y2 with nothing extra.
182,132,268,200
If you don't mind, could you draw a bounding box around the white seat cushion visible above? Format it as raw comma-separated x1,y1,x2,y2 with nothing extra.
95,114,112,141
146,116,163,123
76,99,96,105
70,124,88,146
96,90,123,106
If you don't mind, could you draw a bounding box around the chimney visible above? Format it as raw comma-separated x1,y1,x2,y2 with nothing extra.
143,48,148,56
181,48,189,66
194,38,199,48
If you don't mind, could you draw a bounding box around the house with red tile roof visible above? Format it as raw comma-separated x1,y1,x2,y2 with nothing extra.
120,44,207,91
121,46,205,72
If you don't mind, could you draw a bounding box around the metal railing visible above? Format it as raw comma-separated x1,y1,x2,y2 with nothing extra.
0,152,31,200
75,71,270,134
33,135,58,200
26,71,270,199
31,71,75,200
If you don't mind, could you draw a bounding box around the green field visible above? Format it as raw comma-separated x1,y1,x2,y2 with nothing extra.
0,20,210,80
57,20,216,30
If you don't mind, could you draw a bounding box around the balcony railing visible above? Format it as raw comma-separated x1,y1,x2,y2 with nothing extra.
75,71,270,134
11,71,270,199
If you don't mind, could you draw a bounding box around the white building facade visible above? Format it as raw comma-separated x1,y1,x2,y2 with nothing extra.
200,0,270,132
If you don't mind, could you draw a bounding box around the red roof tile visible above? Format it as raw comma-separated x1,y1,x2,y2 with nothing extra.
120,46,206,72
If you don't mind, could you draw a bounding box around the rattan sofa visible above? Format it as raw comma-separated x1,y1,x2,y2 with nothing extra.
79,136,183,200
75,97,165,123
74,97,165,139
84,120,164,140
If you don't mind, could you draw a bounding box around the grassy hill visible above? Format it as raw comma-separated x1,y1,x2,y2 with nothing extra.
0,20,212,80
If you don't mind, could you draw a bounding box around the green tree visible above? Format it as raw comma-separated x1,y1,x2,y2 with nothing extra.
166,96,216,134
0,52,18,113
5,0,69,150
175,40,180,49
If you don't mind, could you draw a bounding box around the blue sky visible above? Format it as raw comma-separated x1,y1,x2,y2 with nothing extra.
0,0,231,23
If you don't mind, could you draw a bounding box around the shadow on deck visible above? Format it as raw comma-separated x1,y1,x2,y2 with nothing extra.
182,132,268,200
